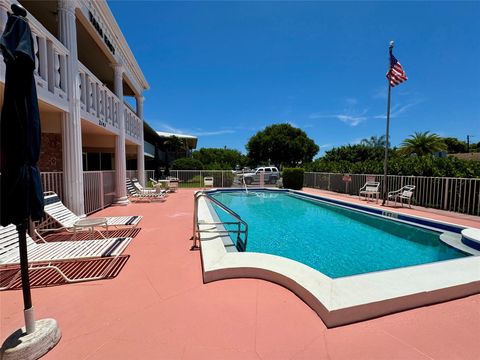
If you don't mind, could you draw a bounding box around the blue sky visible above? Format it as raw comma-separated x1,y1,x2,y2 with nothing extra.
109,1,480,156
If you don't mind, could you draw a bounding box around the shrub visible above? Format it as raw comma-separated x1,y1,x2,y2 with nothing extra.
282,168,304,190
171,157,204,170
304,156,480,178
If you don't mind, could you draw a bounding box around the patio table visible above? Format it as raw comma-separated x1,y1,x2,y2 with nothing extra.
73,217,108,239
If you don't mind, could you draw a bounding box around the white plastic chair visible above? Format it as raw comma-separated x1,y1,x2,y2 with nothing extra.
387,185,415,208
359,181,381,203
204,176,214,188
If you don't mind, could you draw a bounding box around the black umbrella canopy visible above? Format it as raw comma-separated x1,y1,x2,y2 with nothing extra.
0,9,44,226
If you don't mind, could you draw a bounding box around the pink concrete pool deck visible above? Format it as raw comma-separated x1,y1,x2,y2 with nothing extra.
1,188,479,359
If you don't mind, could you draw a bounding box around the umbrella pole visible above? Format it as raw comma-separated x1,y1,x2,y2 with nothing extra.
16,219,36,334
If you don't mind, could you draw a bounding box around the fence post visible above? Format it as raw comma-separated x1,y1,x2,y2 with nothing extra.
222,171,224,188
100,172,105,209
200,170,203,187
328,173,331,191
443,178,449,210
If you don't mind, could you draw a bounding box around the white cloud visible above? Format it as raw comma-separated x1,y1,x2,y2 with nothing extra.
309,96,369,127
309,111,368,127
192,130,235,136
374,100,423,119
157,122,236,137
336,114,367,126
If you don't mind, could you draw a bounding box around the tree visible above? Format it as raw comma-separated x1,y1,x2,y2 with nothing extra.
323,144,394,163
171,158,204,170
398,131,446,156
360,135,388,148
246,123,319,168
442,137,468,154
162,136,187,175
163,135,186,154
192,148,247,170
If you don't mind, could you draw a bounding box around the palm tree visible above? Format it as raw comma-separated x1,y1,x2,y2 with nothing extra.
360,135,388,147
399,131,447,156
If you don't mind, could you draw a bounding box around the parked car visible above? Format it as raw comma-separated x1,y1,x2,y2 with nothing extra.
241,166,279,185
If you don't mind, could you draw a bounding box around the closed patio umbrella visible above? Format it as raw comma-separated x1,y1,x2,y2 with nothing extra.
0,4,60,358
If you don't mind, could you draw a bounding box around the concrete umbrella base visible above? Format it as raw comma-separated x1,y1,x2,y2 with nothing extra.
1,318,61,360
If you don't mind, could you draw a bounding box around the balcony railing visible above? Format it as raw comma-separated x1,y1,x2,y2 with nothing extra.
124,105,142,141
0,9,143,143
29,12,69,104
78,62,120,132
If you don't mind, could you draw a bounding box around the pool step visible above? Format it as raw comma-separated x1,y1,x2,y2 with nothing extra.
439,231,480,256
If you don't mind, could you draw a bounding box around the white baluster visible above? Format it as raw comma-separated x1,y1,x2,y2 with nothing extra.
79,72,86,107
97,86,103,118
33,34,40,76
59,54,67,95
88,78,93,113
54,52,61,88
38,36,47,82
46,40,55,92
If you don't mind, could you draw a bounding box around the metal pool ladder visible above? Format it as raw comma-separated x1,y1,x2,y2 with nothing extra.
192,191,248,252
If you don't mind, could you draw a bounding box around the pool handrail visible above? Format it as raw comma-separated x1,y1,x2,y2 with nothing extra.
192,191,248,251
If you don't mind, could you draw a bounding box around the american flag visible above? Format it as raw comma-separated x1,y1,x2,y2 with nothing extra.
386,50,407,87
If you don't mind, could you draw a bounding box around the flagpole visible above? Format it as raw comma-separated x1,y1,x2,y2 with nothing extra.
382,41,394,206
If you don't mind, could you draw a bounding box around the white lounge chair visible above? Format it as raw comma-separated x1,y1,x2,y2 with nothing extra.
0,224,132,290
132,178,168,196
204,176,214,188
387,185,415,208
39,191,143,237
126,178,166,202
359,181,381,203
150,178,178,193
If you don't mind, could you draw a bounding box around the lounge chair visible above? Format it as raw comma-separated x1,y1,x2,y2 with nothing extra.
204,176,214,188
126,178,166,202
0,224,132,290
150,178,178,193
38,191,142,237
359,181,381,203
387,185,415,208
132,178,168,196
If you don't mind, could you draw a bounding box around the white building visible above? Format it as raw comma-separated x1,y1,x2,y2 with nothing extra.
0,0,152,216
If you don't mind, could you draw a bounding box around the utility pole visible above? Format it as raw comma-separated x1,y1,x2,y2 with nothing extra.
467,135,474,153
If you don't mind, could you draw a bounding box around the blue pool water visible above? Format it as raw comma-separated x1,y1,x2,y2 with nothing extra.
210,191,468,278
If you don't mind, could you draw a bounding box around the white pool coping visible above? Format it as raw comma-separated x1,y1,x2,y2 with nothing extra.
197,190,480,328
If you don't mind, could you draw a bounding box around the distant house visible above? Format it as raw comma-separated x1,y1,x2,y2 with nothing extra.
450,153,480,161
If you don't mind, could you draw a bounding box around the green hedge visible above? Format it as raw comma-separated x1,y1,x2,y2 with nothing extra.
282,168,304,190
305,156,480,178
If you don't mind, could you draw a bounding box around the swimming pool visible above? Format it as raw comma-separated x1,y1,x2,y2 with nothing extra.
196,188,480,327
210,191,468,278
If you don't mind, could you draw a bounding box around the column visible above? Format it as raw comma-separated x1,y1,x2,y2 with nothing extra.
0,0,10,78
112,63,128,204
0,0,9,34
136,95,145,185
58,0,85,216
